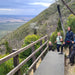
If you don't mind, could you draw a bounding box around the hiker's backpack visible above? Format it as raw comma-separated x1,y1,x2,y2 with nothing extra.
66,31,73,43
59,36,63,42
73,34,75,42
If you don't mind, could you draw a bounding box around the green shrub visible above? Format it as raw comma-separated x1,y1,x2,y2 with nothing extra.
20,34,40,57
67,14,75,33
0,54,28,75
20,34,40,66
57,19,62,31
0,54,14,75
5,41,12,54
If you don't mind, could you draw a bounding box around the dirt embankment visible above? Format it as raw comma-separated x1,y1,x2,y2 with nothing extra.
65,49,75,75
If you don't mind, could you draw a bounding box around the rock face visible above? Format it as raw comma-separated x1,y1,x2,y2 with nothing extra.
0,45,6,54
0,0,75,49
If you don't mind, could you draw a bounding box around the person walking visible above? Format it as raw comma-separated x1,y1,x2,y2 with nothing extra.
61,27,74,57
55,32,63,53
70,34,75,66
70,43,75,66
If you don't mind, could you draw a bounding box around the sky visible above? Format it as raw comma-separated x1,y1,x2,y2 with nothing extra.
0,0,55,15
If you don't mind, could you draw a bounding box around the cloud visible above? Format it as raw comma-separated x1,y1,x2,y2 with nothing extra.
0,8,42,15
29,2,51,7
0,0,54,15
0,8,15,11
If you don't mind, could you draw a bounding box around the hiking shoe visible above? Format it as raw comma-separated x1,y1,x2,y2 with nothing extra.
68,61,71,64
59,52,63,55
70,63,74,66
67,55,70,58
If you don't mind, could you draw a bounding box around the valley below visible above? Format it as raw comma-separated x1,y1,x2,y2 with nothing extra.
0,15,35,39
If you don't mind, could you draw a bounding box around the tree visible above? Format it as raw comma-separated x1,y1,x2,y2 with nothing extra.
61,0,75,15
56,4,65,36
57,19,62,31
5,41,12,54
67,14,75,33
20,34,40,66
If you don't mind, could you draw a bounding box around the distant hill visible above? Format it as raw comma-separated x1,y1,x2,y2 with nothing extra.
0,0,75,49
0,15,35,23
0,15,35,39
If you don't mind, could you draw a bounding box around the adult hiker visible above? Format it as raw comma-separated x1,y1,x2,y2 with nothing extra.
70,34,75,66
55,32,63,53
61,27,74,57
48,41,54,51
70,42,75,66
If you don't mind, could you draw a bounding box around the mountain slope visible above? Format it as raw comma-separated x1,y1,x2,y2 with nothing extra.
0,0,75,49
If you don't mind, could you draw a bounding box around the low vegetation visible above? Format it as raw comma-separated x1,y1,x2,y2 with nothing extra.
0,34,41,75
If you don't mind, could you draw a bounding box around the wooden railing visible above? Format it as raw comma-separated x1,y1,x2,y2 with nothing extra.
0,35,48,75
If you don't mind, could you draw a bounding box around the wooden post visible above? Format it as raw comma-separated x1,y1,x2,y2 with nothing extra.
44,37,48,55
40,40,43,60
12,49,21,75
31,45,36,72
44,37,47,47
64,54,67,66
45,37,47,42
40,40,43,52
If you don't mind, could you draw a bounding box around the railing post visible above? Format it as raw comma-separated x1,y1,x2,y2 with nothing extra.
45,36,47,43
44,36,48,55
12,49,21,75
40,40,43,60
65,54,67,66
44,36,48,48
31,44,36,72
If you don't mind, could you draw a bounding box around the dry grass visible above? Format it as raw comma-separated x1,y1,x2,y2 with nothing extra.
28,59,42,75
64,48,75,75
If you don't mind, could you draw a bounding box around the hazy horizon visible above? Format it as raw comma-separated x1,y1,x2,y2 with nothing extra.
0,15,35,38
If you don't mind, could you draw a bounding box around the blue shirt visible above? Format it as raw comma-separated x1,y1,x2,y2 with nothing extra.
65,31,74,42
